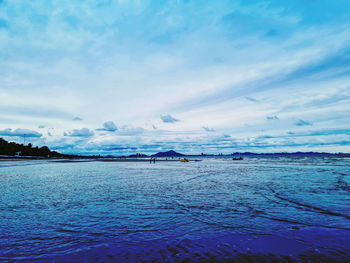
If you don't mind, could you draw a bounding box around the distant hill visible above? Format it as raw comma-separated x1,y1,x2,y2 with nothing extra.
152,150,185,157
128,153,149,158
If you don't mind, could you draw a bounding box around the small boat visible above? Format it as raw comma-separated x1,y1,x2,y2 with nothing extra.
232,157,243,161
180,158,189,162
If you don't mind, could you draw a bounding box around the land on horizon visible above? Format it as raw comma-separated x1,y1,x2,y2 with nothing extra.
1,138,349,160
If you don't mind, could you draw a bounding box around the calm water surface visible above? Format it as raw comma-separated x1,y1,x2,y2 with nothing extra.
0,157,349,262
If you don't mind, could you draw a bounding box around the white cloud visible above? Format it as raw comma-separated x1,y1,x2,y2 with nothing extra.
64,128,94,137
0,128,42,137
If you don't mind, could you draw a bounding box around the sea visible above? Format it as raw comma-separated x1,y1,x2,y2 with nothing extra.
0,156,349,262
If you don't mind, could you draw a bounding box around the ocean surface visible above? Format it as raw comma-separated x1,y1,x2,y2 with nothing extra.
0,157,349,262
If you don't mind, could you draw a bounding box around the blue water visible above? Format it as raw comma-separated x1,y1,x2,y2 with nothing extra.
0,157,349,262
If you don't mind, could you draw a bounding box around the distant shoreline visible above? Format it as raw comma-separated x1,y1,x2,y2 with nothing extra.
0,153,349,163
0,156,184,162
2,138,350,160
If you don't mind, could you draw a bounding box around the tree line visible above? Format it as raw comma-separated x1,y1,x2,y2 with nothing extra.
0,137,64,157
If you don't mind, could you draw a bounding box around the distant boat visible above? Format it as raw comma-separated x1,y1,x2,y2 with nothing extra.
232,157,243,160
180,158,189,162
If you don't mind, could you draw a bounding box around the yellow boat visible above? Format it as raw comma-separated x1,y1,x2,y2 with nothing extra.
180,158,189,162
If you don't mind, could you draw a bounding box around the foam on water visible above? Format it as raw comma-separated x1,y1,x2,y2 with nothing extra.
0,157,349,262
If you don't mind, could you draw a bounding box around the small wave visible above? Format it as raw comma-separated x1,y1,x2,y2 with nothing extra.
335,177,350,192
266,185,350,219
273,193,350,220
58,229,84,234
171,172,214,186
258,214,350,231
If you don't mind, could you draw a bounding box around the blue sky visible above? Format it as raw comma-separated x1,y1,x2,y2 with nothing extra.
0,0,350,155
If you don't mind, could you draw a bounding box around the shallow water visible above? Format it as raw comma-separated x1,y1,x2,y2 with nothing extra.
0,157,349,262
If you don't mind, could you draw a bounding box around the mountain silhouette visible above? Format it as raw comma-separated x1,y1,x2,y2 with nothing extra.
151,150,185,157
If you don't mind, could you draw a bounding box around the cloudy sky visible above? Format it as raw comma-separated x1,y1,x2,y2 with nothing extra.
0,0,350,155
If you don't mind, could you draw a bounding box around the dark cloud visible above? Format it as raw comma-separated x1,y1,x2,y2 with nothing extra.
38,125,45,128
0,128,42,137
102,146,138,151
51,144,76,150
202,126,215,132
64,128,94,137
97,121,117,132
266,115,279,120
160,114,179,123
287,129,350,137
308,129,350,136
245,97,259,102
73,117,83,121
295,119,312,126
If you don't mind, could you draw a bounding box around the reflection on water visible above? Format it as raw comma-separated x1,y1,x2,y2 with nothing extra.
0,157,349,262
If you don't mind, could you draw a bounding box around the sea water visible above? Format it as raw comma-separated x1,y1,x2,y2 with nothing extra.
0,157,349,262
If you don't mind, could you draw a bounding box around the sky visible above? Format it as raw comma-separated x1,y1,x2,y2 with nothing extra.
0,0,350,155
